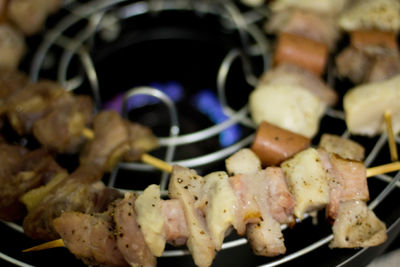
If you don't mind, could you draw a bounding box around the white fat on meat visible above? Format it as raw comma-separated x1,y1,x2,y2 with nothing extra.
225,148,262,176
344,74,400,136
200,171,237,250
249,83,325,138
318,150,369,220
135,184,165,257
330,200,387,248
281,148,330,219
244,170,286,256
168,165,215,267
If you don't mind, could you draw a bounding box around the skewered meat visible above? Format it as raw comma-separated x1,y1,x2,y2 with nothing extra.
80,110,159,172
0,23,26,69
318,150,369,220
269,0,348,15
168,165,215,267
260,63,337,106
160,198,189,247
266,8,339,49
225,148,262,176
338,0,400,33
330,200,387,248
199,171,237,250
114,192,156,267
0,68,28,107
281,148,330,219
343,73,400,136
250,121,310,167
0,145,64,221
318,133,365,161
23,164,122,240
274,32,328,77
53,209,129,267
7,0,63,35
33,95,94,154
249,81,325,138
135,184,165,257
6,80,71,135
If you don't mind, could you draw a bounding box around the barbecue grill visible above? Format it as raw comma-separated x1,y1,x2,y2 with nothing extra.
1,0,400,266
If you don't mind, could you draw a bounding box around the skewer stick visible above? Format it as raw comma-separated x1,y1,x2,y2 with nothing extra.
23,239,65,252
384,110,398,162
366,161,400,178
82,127,172,173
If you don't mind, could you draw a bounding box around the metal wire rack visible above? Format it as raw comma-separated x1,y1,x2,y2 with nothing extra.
1,0,400,266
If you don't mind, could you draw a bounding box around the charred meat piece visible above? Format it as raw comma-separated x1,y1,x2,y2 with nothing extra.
0,146,64,221
80,111,159,172
53,208,129,267
6,80,72,135
33,95,94,154
114,192,156,267
23,164,122,240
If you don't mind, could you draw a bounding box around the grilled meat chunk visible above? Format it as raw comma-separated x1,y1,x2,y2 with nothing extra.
0,23,26,69
0,146,64,221
23,164,121,240
318,134,365,162
160,199,189,247
330,200,387,248
80,110,159,172
33,95,94,154
114,192,156,267
53,209,129,267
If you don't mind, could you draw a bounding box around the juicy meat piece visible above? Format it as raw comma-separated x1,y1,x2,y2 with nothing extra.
168,165,215,267
266,9,338,49
7,0,62,35
114,193,156,267
53,210,128,267
23,164,121,240
318,150,369,220
366,54,400,83
318,134,365,161
160,199,189,247
336,46,371,84
330,200,387,248
0,146,64,221
33,95,94,154
80,111,159,172
243,170,286,257
260,63,337,106
0,24,26,69
264,167,295,224
6,80,72,135
0,68,28,108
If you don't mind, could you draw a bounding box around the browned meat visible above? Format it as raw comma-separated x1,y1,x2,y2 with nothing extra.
53,209,129,267
23,164,122,240
366,54,400,82
6,80,72,135
336,46,371,84
7,0,62,35
160,199,189,247
80,111,159,172
0,23,26,69
0,68,28,107
0,146,64,221
114,192,156,267
33,95,94,154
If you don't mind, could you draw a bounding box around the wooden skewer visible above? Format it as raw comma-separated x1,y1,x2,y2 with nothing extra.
366,161,400,178
82,127,172,173
384,110,398,162
23,239,65,252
